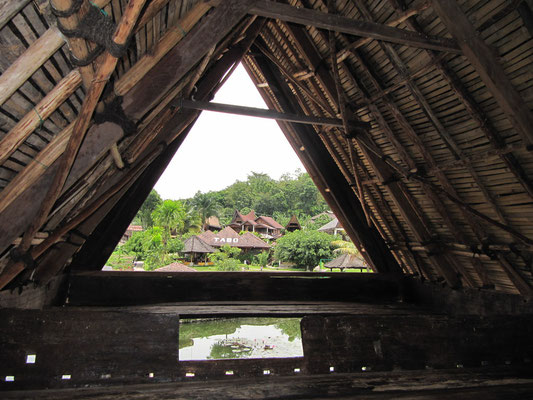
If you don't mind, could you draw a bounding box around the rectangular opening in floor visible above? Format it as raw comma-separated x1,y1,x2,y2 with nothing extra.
179,317,303,361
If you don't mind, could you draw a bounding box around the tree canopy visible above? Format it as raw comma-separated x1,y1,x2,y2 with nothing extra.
273,230,334,271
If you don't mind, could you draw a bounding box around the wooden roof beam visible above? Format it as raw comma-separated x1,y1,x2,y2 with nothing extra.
16,0,148,256
430,0,533,149
336,0,430,63
249,0,460,53
176,98,370,129
247,51,403,275
122,0,255,121
390,0,533,199
276,15,456,283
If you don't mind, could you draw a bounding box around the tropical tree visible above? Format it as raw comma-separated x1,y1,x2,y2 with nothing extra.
274,230,333,270
256,250,270,269
152,200,186,241
136,189,162,229
331,239,362,257
191,191,220,231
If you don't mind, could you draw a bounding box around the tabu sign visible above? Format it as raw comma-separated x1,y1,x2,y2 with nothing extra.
213,237,239,243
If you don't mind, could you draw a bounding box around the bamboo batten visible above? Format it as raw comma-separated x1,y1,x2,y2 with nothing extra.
0,27,65,108
0,70,82,166
17,0,148,253
0,0,532,296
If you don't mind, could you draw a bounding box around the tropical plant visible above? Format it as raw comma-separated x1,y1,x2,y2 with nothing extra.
274,230,333,270
136,189,162,229
152,199,186,240
331,239,361,256
191,191,220,231
255,250,270,268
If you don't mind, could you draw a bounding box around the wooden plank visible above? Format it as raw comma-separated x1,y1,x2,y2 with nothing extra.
1,369,533,399
249,0,460,53
430,0,533,148
122,0,254,120
177,99,370,129
66,272,403,306
0,309,178,390
302,314,533,373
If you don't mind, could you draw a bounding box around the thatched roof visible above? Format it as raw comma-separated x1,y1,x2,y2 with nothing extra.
325,253,366,269
182,235,216,254
0,0,532,300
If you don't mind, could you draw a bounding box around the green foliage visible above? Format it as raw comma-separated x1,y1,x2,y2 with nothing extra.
209,245,242,271
255,250,270,268
201,170,328,218
167,236,184,253
274,230,334,270
216,258,241,271
152,199,186,238
191,191,220,231
136,190,162,229
331,239,360,256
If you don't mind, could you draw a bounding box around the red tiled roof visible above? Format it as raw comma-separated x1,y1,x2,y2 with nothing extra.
257,216,284,229
127,225,143,231
154,263,197,272
242,210,256,221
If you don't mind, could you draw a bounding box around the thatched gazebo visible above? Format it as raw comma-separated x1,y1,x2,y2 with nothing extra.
182,235,216,264
325,253,368,272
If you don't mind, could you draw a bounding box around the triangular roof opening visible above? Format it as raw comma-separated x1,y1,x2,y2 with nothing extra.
153,63,304,200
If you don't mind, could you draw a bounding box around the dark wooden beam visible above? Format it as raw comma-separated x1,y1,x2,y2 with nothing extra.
122,0,253,120
176,98,370,129
248,47,403,275
430,0,533,148
249,0,461,53
67,271,402,306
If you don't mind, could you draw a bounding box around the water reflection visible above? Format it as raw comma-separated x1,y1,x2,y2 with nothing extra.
179,318,303,361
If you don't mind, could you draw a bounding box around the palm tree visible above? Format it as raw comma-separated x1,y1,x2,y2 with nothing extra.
330,239,362,258
152,200,185,240
191,192,220,231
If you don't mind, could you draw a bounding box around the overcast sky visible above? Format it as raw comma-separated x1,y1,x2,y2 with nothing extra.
154,63,305,200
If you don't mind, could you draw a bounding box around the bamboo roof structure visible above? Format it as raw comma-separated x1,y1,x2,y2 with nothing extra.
2,7,533,396
0,0,531,297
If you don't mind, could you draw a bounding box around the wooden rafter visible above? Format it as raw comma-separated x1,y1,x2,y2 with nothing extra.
122,0,255,120
15,0,148,255
249,0,460,53
430,0,533,149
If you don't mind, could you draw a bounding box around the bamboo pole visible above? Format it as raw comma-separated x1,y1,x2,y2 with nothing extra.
0,144,163,291
51,0,95,89
0,70,82,166
0,27,64,107
17,0,148,253
0,123,73,215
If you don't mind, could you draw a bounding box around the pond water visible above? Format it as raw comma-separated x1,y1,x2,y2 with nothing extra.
179,317,304,361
